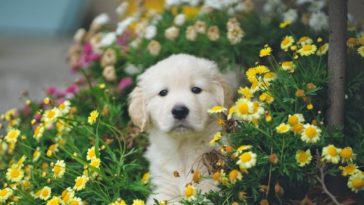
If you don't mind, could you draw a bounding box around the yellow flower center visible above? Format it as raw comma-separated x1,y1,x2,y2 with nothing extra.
185,185,194,197
327,146,337,156
53,165,61,174
341,147,353,159
344,165,356,174
239,103,249,114
282,38,291,46
352,178,364,189
10,169,20,178
288,115,299,126
298,153,308,162
61,190,71,202
240,153,252,163
293,124,304,133
75,178,84,187
229,170,239,181
0,189,8,197
47,111,56,119
48,198,60,205
8,130,19,139
302,45,313,52
88,149,95,159
41,189,50,198
34,126,41,136
305,127,317,139
59,104,65,110
69,200,79,205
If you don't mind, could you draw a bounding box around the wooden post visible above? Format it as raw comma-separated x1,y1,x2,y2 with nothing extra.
326,0,348,200
327,0,347,128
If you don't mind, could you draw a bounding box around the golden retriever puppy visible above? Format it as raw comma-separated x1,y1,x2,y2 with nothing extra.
129,54,231,204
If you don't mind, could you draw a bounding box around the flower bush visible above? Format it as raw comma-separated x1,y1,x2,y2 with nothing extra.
1,0,364,204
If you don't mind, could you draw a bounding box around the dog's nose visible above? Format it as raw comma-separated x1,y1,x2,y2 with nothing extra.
172,105,189,120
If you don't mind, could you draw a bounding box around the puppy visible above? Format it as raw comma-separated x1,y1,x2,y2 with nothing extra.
128,54,231,204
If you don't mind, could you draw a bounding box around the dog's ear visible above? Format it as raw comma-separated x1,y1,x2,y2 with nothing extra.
128,86,149,132
214,74,233,108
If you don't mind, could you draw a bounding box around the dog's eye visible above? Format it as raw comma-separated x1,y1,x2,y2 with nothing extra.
191,87,202,94
158,89,168,97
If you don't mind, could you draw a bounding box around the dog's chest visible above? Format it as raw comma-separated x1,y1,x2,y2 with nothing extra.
146,137,214,191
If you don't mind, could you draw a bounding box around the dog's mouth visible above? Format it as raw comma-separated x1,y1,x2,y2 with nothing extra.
170,121,194,133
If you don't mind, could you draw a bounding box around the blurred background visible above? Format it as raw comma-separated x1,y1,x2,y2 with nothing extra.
0,0,363,113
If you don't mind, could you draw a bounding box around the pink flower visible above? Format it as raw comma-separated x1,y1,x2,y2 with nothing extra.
47,86,65,98
66,84,79,95
22,105,31,116
117,30,131,46
34,113,42,121
79,43,101,68
118,77,133,93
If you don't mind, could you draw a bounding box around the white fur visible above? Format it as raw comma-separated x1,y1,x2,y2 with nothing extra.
129,54,231,204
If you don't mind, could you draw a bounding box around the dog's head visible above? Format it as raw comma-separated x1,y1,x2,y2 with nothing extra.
128,54,231,134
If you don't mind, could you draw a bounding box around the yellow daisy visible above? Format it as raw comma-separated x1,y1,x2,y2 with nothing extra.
0,188,13,203
68,197,84,205
87,146,97,161
228,169,242,184
52,160,66,178
347,37,358,48
33,147,41,162
298,44,317,56
46,196,62,205
358,46,364,57
58,100,71,114
288,114,305,126
322,144,341,164
235,145,253,155
36,186,52,200
279,20,291,28
316,43,329,56
61,188,75,203
340,147,355,163
301,124,321,143
348,172,364,193
295,150,312,167
233,98,264,122
184,184,197,199
259,92,274,104
281,61,295,73
340,164,359,177
90,158,101,168
73,175,89,191
46,144,59,157
207,105,227,114
210,132,222,146
276,123,290,134
298,36,313,45
141,172,151,184
237,151,257,170
33,124,45,141
259,46,272,57
245,65,270,84
6,165,24,182
42,108,60,125
132,199,145,205
281,36,294,50
238,87,254,99
109,199,127,205
88,110,99,125
5,129,20,143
